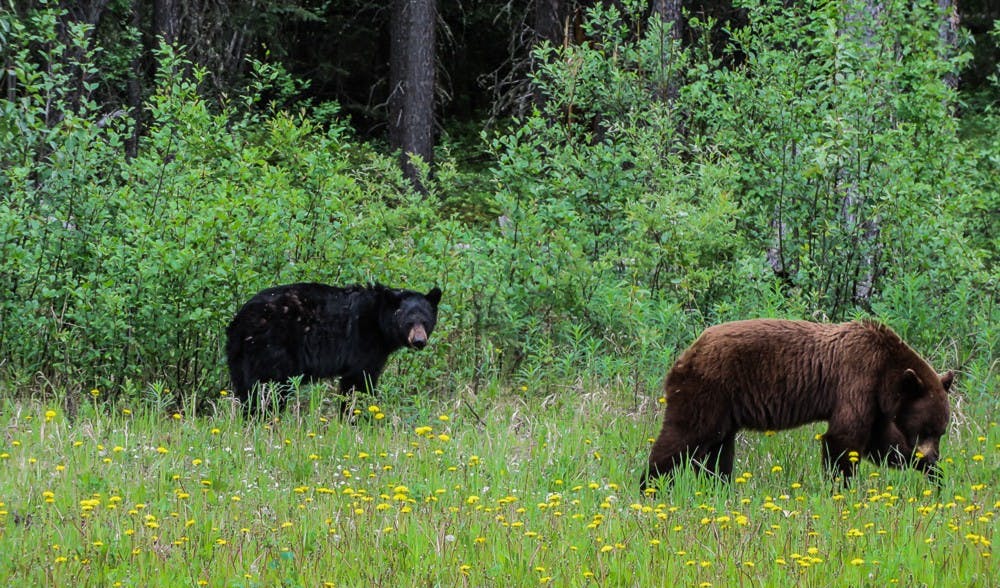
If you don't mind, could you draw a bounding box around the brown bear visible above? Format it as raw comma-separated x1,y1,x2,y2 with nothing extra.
640,319,953,493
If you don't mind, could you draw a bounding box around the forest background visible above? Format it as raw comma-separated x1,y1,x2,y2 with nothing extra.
1,0,995,407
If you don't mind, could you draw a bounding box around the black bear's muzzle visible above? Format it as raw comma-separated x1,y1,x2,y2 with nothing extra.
408,325,429,349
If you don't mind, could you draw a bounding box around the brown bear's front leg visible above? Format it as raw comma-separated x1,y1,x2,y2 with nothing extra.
702,433,736,482
821,431,864,483
641,444,688,494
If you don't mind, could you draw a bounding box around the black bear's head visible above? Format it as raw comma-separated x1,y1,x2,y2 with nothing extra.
872,369,953,482
383,287,442,350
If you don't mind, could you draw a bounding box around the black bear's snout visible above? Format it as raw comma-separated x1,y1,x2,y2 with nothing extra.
408,324,429,349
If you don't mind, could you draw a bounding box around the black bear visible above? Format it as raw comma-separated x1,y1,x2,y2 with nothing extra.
640,319,953,493
226,282,442,417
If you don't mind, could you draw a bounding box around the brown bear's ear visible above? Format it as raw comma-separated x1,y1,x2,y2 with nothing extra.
426,287,442,308
939,370,954,393
901,368,925,395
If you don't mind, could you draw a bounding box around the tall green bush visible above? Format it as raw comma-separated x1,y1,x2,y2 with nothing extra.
0,12,457,400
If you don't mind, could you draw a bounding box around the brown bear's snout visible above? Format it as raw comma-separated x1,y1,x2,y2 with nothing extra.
913,440,943,485
408,324,428,349
914,440,939,464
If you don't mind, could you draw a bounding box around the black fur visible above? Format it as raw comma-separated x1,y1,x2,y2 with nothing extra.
225,282,442,417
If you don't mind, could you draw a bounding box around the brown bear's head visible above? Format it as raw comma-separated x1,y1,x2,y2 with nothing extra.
874,369,953,481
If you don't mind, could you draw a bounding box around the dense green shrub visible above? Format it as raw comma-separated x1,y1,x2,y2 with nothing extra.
0,13,455,401
484,0,995,372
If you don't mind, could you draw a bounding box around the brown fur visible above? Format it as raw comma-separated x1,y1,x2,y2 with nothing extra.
640,319,953,492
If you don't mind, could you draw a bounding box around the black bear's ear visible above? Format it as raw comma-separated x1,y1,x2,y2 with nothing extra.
381,287,406,308
939,370,954,393
426,287,442,308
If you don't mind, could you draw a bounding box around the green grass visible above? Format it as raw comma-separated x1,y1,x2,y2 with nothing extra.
0,381,996,587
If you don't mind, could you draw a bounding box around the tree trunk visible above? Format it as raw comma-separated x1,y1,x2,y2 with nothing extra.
842,0,883,308
153,0,179,44
649,0,682,101
649,0,683,41
938,0,960,90
126,0,143,159
535,0,562,45
389,0,437,194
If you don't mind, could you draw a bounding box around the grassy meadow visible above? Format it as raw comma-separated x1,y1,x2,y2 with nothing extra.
0,377,996,587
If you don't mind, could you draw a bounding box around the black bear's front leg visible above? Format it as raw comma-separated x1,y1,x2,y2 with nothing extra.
339,371,378,418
